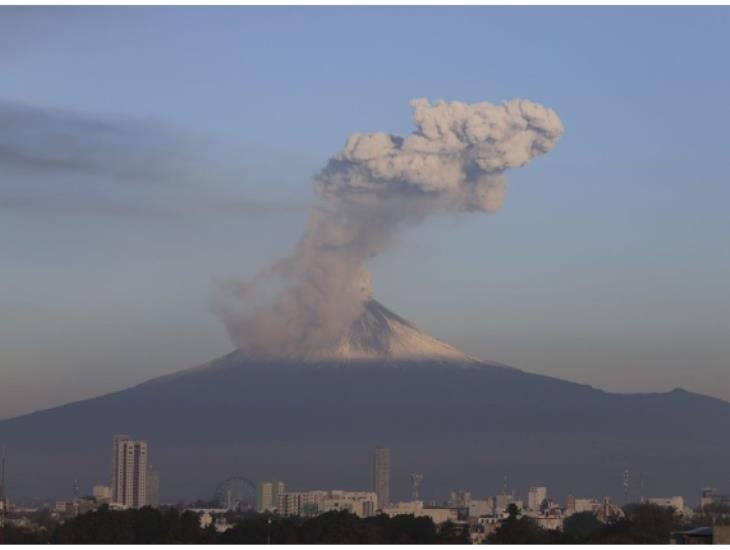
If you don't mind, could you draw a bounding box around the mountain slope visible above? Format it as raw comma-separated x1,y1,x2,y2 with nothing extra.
1,301,728,504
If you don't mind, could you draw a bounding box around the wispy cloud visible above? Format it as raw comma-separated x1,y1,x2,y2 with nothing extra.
0,194,308,220
0,98,196,182
0,98,309,219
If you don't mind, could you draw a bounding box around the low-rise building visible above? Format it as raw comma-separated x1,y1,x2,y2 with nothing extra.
92,485,112,503
420,507,459,524
320,490,378,518
494,493,523,514
646,496,685,514
594,496,625,524
278,490,376,518
564,495,598,516
701,488,730,509
468,499,495,518
381,500,460,524
382,500,424,517
449,490,471,508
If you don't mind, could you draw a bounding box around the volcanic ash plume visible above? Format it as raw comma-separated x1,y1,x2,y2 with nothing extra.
216,98,563,355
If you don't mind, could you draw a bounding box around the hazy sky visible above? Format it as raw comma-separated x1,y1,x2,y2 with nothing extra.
1,6,729,419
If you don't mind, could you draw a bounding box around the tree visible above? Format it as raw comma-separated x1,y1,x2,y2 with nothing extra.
437,519,470,544
485,503,555,544
375,513,440,544
563,511,603,542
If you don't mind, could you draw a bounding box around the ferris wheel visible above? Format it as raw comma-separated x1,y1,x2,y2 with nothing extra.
213,477,257,511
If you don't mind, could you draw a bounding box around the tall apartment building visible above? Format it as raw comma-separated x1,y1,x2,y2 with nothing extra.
372,447,390,510
257,481,285,512
112,435,148,509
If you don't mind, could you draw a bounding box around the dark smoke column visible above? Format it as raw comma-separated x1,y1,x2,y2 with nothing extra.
372,446,390,509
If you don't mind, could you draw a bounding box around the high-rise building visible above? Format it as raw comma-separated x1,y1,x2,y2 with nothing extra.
372,447,390,509
527,486,547,511
146,466,160,508
257,481,285,512
112,435,148,509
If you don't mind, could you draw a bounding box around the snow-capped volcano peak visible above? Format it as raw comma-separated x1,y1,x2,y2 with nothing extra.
155,300,483,386
233,299,479,364
330,299,476,362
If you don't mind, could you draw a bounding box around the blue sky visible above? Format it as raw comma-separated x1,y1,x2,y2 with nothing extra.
1,6,729,418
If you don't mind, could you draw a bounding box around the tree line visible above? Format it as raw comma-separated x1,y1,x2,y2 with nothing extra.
2,506,469,544
2,501,728,544
486,502,730,544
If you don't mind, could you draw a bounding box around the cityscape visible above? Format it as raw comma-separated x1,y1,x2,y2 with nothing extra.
1,438,729,543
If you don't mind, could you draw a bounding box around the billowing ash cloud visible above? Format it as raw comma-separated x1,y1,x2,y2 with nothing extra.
216,98,563,355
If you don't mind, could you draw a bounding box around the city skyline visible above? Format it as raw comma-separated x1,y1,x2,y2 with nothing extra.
1,438,724,510
4,440,724,509
2,436,728,543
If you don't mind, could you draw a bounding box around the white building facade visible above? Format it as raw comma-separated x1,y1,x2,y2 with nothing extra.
278,490,377,518
112,435,148,509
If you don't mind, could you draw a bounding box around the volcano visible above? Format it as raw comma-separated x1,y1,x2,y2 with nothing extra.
1,299,729,505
